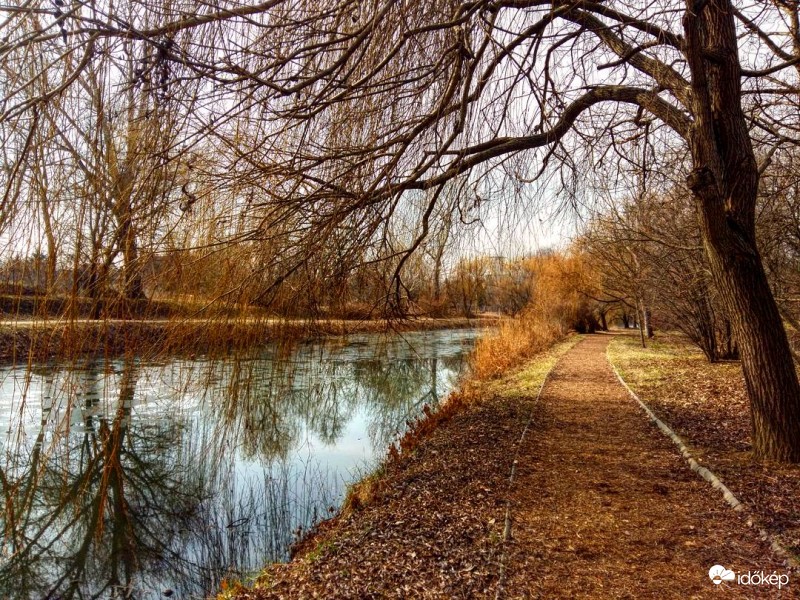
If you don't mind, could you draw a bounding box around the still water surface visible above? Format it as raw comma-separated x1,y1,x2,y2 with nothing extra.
0,328,479,599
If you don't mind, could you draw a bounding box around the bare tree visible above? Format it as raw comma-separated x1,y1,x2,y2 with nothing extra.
3,1,800,459
581,189,739,361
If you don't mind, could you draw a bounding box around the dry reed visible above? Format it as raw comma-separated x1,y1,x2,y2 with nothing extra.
470,314,568,380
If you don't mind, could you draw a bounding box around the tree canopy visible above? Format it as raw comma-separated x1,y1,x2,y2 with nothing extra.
3,1,800,461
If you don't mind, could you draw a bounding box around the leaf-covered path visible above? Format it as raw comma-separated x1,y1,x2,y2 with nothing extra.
233,335,789,599
498,334,786,599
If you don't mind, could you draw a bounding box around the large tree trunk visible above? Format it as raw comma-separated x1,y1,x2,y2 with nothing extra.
702,226,800,461
685,1,800,462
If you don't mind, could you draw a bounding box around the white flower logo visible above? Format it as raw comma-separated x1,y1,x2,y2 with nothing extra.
709,565,736,585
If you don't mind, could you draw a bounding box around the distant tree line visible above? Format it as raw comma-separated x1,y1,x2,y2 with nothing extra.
578,149,800,365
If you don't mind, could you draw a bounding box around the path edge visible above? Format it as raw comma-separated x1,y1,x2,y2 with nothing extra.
494,337,579,599
605,341,800,571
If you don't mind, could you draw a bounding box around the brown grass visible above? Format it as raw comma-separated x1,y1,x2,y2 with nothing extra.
470,314,566,380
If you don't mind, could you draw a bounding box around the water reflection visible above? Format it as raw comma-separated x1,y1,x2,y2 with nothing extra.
0,329,477,599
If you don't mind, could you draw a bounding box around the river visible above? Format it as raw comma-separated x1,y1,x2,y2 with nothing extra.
0,328,479,599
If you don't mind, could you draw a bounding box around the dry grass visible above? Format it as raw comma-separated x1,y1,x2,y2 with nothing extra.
470,314,567,380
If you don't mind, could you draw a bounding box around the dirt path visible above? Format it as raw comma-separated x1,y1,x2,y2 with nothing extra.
500,334,787,598
235,334,790,599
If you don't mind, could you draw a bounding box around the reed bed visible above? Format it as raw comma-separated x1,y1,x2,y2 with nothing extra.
470,314,567,380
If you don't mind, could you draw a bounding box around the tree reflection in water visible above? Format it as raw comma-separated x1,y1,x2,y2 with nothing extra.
0,329,477,599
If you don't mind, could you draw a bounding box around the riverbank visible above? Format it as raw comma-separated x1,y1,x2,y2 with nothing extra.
0,316,495,363
223,333,794,599
220,335,582,599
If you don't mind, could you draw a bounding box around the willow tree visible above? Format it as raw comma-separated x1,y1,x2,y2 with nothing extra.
3,0,800,460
